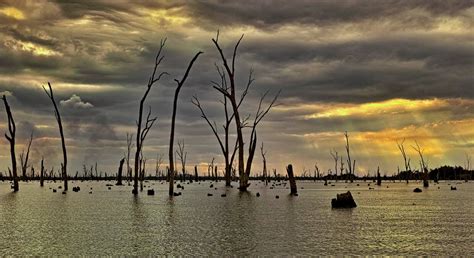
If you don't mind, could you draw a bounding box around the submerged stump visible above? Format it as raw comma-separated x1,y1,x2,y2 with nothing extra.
331,191,357,208
287,164,297,195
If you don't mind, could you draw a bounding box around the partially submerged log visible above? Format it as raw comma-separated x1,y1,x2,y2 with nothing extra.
287,164,297,195
331,191,357,208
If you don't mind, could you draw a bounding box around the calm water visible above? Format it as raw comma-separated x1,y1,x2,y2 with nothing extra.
0,180,473,256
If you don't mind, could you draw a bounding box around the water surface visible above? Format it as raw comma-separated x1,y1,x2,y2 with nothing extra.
1,180,472,255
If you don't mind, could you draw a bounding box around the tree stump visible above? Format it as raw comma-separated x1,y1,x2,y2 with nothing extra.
331,191,357,208
287,164,297,195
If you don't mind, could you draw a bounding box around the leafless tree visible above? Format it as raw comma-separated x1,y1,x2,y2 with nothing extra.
168,50,203,196
43,83,68,191
396,138,411,172
465,152,471,171
344,131,355,182
412,140,429,187
133,40,166,194
40,157,45,187
155,153,163,178
2,95,18,191
314,162,320,181
330,149,339,182
176,140,187,182
192,68,239,186
19,131,33,181
260,142,268,185
126,133,134,182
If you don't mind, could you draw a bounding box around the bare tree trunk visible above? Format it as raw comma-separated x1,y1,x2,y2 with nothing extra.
194,165,198,181
133,40,166,194
116,158,125,186
287,164,297,195
43,83,68,191
168,51,202,196
2,95,18,192
40,157,44,187
20,131,33,181
344,131,353,183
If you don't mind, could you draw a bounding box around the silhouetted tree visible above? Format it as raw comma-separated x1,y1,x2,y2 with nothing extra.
155,153,163,179
133,39,166,194
412,140,429,187
126,133,133,183
40,157,44,187
43,83,68,191
287,164,297,195
116,158,125,186
260,142,268,185
2,95,18,191
330,149,339,182
192,66,239,186
19,131,33,181
176,140,187,182
344,131,355,182
168,50,202,196
396,138,411,173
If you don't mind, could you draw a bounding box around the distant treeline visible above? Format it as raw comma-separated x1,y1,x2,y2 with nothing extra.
1,165,472,182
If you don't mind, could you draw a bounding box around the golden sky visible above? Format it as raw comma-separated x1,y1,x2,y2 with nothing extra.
0,1,472,176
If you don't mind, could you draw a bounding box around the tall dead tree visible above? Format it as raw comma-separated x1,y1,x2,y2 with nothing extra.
133,39,166,194
19,131,33,181
330,149,339,182
176,140,187,182
2,95,19,191
412,140,429,187
212,31,280,191
344,131,355,182
43,83,68,191
168,51,202,196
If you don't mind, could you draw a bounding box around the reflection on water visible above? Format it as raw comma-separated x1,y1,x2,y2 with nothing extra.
0,180,473,255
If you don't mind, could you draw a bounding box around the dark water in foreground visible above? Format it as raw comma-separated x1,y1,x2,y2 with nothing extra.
0,180,473,256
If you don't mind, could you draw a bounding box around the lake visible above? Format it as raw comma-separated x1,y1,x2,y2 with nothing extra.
1,180,473,256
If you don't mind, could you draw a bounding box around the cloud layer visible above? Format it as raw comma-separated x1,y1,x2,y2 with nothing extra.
0,0,472,175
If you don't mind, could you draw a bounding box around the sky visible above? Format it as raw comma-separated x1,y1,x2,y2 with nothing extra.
0,0,473,177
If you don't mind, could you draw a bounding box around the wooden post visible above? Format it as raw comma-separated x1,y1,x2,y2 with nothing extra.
287,164,297,195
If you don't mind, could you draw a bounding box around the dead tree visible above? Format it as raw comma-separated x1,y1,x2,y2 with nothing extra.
344,131,354,182
176,140,187,182
396,138,410,172
126,133,133,182
2,95,19,191
211,33,280,191
412,140,429,187
168,51,203,196
192,68,239,186
19,131,33,181
43,83,68,191
133,40,166,194
40,157,44,187
260,142,268,185
314,162,320,181
140,155,146,192
116,158,125,186
155,153,163,179
330,149,339,182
